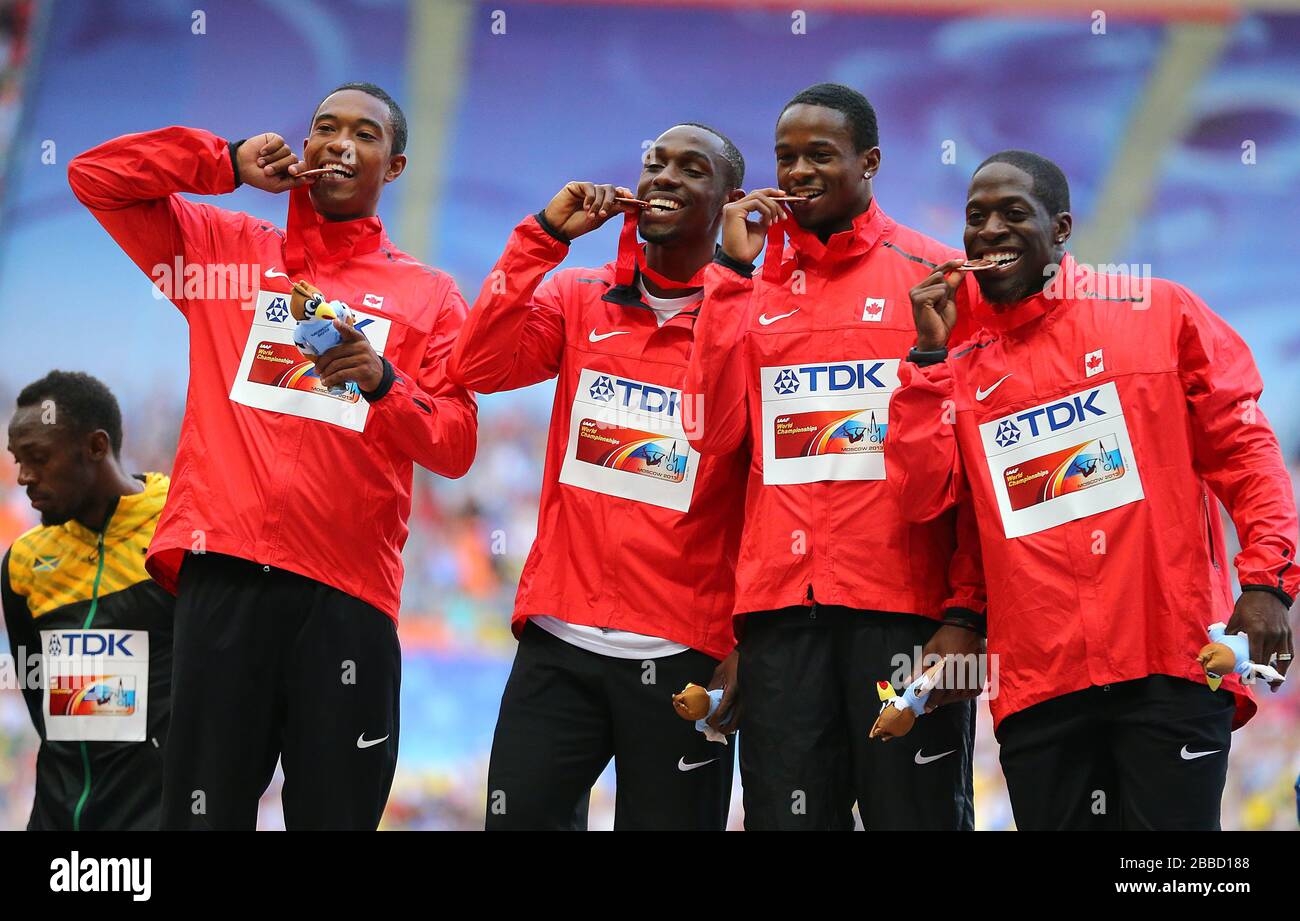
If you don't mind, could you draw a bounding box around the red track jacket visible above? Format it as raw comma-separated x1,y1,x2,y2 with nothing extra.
888,255,1299,729
446,215,748,659
68,127,477,621
683,200,986,623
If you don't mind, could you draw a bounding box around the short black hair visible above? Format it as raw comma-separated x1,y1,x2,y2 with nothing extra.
16,371,124,457
676,122,745,189
975,150,1071,217
316,82,408,156
780,82,879,152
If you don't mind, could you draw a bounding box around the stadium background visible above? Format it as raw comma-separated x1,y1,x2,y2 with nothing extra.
0,0,1297,829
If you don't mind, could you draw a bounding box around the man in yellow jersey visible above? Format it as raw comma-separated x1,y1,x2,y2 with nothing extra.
3,370,173,830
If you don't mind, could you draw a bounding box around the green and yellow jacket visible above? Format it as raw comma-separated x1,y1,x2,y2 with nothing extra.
1,472,174,830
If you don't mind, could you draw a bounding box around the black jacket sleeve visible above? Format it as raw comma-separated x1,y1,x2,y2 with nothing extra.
2,549,45,739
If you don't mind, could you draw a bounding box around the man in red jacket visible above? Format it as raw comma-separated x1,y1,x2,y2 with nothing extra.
890,149,1297,829
68,83,478,830
447,124,749,830
684,84,986,830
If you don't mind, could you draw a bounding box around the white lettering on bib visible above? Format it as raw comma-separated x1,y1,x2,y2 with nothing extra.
558,369,700,513
40,629,149,742
229,288,392,432
760,359,899,485
979,381,1145,538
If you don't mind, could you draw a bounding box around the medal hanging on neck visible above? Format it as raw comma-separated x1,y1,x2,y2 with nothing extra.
613,210,709,291
283,186,319,275
762,220,794,284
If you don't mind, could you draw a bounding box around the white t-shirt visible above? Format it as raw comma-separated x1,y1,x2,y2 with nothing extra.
533,280,703,659
531,617,689,659
638,277,703,327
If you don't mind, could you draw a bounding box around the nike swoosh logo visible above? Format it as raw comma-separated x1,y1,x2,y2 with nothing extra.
356,733,389,749
264,267,289,279
589,329,630,342
1180,746,1221,761
758,308,799,326
677,757,717,772
975,373,1013,401
914,749,956,765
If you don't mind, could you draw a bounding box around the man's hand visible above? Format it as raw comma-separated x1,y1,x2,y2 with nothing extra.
1226,591,1294,691
541,182,634,240
909,258,966,352
720,188,788,265
706,649,740,733
311,319,384,392
236,133,307,194
914,624,986,710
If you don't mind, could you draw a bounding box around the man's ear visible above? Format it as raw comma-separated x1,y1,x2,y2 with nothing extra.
86,430,111,464
1053,212,1073,246
862,146,882,179
727,188,746,204
384,154,407,184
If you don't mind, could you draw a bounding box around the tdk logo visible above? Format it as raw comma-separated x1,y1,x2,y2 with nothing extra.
266,297,289,323
773,362,888,394
997,389,1108,447
589,375,681,417
1014,390,1106,438
48,633,134,657
982,382,1125,464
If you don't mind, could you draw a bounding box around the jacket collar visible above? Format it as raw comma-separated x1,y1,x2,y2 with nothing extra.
762,197,893,282
63,472,169,545
283,186,386,274
965,253,1092,336
602,267,703,323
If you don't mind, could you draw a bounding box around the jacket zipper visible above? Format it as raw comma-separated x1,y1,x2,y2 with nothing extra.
806,584,817,619
1203,492,1220,572
72,527,108,832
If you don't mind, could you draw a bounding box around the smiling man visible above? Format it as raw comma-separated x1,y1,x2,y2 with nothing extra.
67,83,478,830
447,124,749,830
683,83,986,830
888,149,1298,829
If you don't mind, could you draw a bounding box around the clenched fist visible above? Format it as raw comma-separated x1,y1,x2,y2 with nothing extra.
541,182,635,241
236,133,306,194
909,258,966,352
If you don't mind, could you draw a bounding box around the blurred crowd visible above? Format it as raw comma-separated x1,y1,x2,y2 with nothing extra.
0,0,32,213
1,382,1298,829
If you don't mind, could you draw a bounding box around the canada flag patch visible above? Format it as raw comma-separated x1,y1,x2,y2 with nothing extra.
862,298,885,322
363,293,385,310
1084,349,1104,377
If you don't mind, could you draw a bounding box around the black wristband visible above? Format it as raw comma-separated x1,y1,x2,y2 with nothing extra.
907,346,949,367
713,250,755,279
1240,584,1295,609
361,357,397,403
228,139,244,189
941,607,987,638
534,209,571,245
